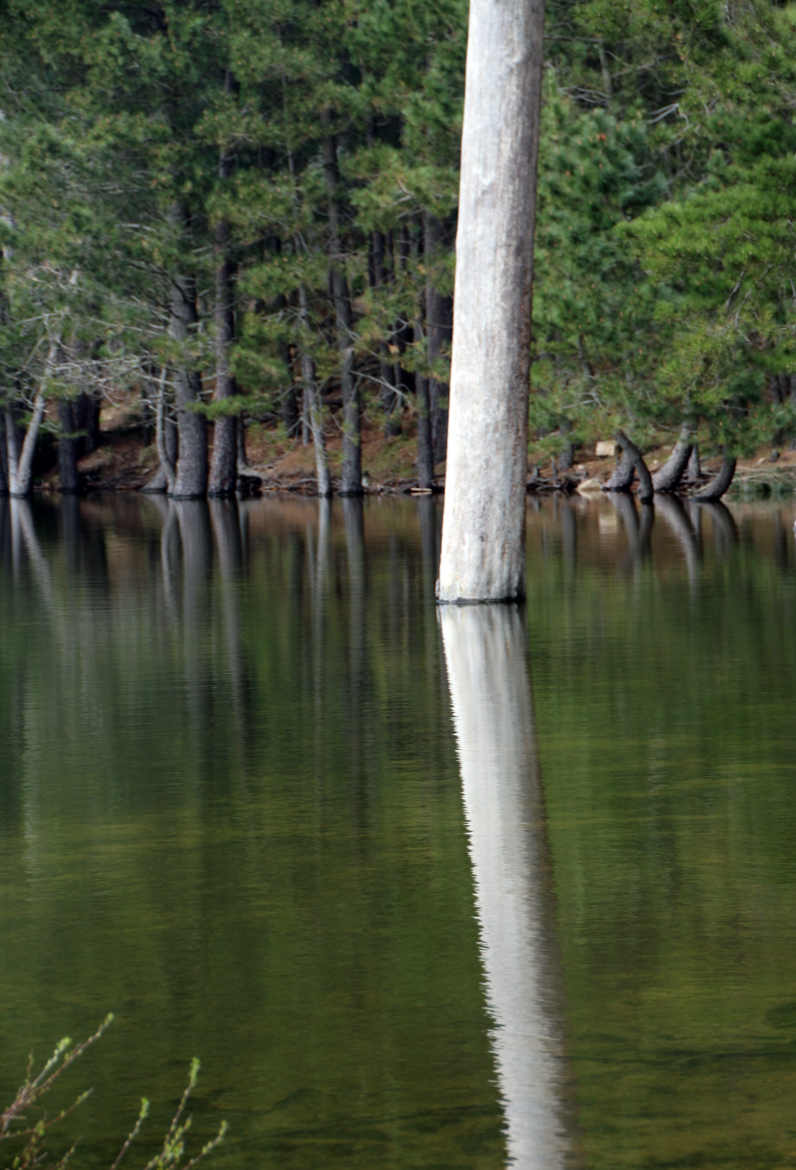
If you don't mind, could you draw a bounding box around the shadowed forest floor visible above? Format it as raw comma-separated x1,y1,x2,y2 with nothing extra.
34,393,796,498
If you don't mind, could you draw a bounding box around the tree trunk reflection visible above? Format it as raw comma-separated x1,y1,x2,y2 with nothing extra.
440,605,575,1169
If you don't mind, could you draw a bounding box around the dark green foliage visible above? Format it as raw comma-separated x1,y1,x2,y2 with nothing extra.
532,76,666,444
1,0,791,484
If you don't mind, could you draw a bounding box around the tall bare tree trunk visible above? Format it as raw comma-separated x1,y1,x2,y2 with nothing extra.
6,338,59,498
168,203,207,500
148,367,176,493
437,0,545,602
209,132,238,497
298,282,331,498
323,131,361,496
370,228,401,437
57,397,80,494
423,212,453,465
0,414,8,495
412,218,434,491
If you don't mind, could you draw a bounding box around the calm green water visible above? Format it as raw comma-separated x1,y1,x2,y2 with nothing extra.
0,493,795,1170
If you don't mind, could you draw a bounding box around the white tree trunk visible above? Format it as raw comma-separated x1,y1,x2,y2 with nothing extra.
437,0,545,602
6,338,59,497
298,282,331,498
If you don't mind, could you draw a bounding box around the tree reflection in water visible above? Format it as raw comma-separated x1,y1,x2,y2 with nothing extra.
440,604,575,1169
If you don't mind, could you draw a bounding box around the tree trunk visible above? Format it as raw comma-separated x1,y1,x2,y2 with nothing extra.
691,455,736,501
168,204,207,499
209,227,238,495
74,391,100,455
412,219,434,491
210,116,238,498
323,132,361,496
143,367,176,493
6,392,46,498
393,224,417,418
603,441,635,491
652,421,693,493
237,415,250,470
57,397,80,494
423,212,452,465
437,0,545,603
771,372,796,448
416,368,434,490
371,229,401,437
686,443,701,482
0,414,7,495
211,76,242,495
603,430,653,503
620,431,653,503
554,420,576,471
6,337,59,498
0,270,7,494
281,372,300,438
298,282,331,498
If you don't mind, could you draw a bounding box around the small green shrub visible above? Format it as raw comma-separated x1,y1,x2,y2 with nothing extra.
0,1015,226,1170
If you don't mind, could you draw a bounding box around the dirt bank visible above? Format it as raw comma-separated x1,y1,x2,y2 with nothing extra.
34,401,796,498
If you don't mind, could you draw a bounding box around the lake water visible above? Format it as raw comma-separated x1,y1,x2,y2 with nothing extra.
1,493,795,1170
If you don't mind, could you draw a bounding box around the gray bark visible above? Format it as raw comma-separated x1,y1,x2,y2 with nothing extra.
392,225,417,421
0,414,7,495
416,368,434,490
685,443,701,482
603,441,635,491
603,430,653,503
236,415,250,470
298,283,331,498
57,397,80,494
652,421,693,493
208,249,238,495
168,204,208,499
76,391,100,454
437,0,545,602
324,133,361,496
280,372,300,438
556,420,575,471
0,263,7,494
143,367,175,493
413,219,434,491
210,77,239,496
691,455,736,501
371,229,401,437
423,213,453,464
209,147,238,497
6,337,59,497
